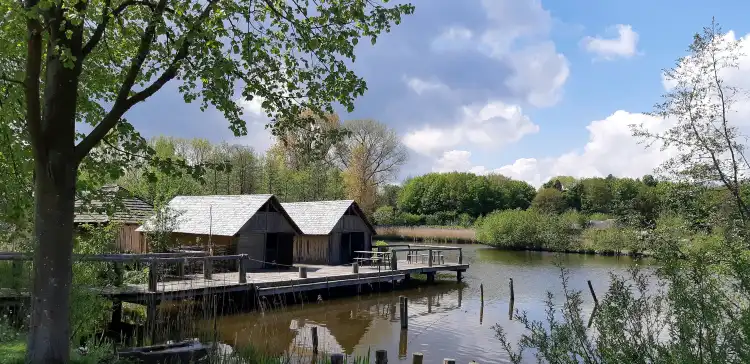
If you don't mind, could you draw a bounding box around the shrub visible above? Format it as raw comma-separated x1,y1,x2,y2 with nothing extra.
457,213,474,227
581,227,639,253
396,212,424,226
372,205,397,225
530,188,567,214
475,209,574,250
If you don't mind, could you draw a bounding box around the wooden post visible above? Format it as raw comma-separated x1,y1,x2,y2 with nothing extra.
412,352,424,364
113,262,123,287
509,278,515,321
299,266,307,278
148,262,158,292
587,280,598,305
330,353,344,364
399,329,408,358
443,359,456,364
458,249,463,264
111,299,123,327
10,261,21,291
480,283,484,305
352,262,359,273
456,271,462,282
203,257,213,280
146,298,157,344
375,349,388,364
311,326,319,354
428,249,433,267
391,252,397,270
400,296,408,329
238,256,247,284
176,258,185,278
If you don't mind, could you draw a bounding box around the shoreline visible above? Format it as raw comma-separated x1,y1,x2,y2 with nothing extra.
375,225,653,258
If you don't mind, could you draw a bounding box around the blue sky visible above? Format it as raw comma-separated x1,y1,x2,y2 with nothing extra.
125,0,750,186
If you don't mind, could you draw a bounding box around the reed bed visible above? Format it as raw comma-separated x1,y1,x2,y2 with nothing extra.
375,226,477,244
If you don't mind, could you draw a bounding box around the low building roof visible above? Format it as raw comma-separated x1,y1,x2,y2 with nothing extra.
74,185,153,224
137,194,301,236
281,200,375,235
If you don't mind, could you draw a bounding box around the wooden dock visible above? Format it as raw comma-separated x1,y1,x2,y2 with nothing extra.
98,260,468,303
0,245,469,306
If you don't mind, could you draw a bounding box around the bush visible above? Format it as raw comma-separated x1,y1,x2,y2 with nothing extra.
580,227,639,253
475,209,575,250
396,212,424,226
457,213,474,227
372,205,397,225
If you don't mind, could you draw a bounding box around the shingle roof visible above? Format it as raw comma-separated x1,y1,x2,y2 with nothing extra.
74,185,153,224
137,194,300,236
281,200,375,235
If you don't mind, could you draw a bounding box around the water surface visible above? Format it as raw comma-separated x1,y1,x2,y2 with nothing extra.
209,245,651,363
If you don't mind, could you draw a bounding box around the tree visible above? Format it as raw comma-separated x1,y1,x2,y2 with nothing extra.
531,188,567,214
335,119,407,213
580,178,613,213
632,19,750,223
2,0,413,360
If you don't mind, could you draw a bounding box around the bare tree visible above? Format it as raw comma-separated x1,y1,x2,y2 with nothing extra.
334,119,407,212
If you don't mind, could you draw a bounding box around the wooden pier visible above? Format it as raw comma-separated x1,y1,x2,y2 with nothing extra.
101,260,468,303
0,245,468,306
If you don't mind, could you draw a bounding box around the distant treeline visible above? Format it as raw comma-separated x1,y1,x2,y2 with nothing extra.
373,172,743,230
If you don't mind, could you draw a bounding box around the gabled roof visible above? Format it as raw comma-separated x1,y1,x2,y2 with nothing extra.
281,200,375,235
74,185,153,224
137,194,302,236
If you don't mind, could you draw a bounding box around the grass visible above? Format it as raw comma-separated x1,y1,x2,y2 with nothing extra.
0,340,24,364
375,226,477,244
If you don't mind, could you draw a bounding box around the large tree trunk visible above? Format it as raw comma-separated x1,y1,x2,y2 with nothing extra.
25,5,81,360
26,156,77,363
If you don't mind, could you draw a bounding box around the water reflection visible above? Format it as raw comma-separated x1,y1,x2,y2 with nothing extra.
195,245,648,363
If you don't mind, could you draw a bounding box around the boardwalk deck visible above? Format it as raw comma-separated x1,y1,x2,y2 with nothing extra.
98,261,468,303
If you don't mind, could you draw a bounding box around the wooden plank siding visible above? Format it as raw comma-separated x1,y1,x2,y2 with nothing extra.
293,235,329,264
116,224,146,253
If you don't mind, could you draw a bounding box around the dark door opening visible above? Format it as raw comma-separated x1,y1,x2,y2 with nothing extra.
340,233,351,264
339,232,365,264
265,233,294,269
350,232,365,256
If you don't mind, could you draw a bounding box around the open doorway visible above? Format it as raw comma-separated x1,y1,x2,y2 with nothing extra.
265,233,294,268
339,232,365,264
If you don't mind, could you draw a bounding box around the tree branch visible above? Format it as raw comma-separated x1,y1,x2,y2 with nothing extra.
74,0,169,162
82,0,175,57
0,74,25,88
23,0,43,159
74,0,216,162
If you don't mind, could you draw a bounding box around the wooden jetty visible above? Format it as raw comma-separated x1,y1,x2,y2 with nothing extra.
0,245,468,306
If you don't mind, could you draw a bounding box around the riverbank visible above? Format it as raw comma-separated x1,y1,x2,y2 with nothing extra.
376,225,654,258
375,226,477,244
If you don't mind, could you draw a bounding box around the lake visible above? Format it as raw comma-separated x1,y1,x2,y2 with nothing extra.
204,244,650,363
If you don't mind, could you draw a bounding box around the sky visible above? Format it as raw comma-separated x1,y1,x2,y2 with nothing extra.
124,0,750,187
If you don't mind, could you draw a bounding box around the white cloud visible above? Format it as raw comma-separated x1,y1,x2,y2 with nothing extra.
582,24,639,60
403,76,449,95
426,30,750,187
430,0,569,108
431,26,474,51
505,41,570,107
232,97,275,153
431,111,675,187
403,100,539,156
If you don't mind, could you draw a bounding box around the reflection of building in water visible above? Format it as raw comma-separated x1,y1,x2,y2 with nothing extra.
201,283,465,358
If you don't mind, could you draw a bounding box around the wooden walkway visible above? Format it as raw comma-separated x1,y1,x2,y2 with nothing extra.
99,261,469,303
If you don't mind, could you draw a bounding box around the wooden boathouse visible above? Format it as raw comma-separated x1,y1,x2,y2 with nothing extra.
74,185,154,253
281,200,376,265
136,195,302,269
